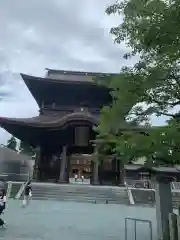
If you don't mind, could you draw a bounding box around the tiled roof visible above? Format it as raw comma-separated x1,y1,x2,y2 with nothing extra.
45,68,118,78
21,73,111,86
0,112,98,128
125,164,180,173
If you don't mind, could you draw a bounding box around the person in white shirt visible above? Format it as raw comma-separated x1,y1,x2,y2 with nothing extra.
22,181,32,207
0,189,7,228
74,174,78,182
81,175,84,183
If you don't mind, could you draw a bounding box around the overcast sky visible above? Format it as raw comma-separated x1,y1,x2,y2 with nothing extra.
0,0,167,144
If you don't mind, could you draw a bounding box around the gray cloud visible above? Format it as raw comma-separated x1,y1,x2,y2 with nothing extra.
0,0,133,75
0,0,141,143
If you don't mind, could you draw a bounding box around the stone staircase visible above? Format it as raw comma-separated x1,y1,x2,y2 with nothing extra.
10,182,130,204
30,183,129,204
8,182,180,207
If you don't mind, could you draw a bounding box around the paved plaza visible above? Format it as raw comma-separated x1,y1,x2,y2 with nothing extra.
0,199,157,240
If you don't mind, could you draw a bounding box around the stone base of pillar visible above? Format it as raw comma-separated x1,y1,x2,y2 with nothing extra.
58,179,69,184
118,183,125,187
90,175,99,185
91,181,99,185
59,174,69,184
36,167,43,181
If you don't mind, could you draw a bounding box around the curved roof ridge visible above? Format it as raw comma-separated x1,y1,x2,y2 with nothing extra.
0,111,98,128
20,73,104,86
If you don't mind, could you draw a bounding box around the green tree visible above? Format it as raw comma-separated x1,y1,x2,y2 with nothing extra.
19,140,35,156
6,136,17,151
97,0,180,166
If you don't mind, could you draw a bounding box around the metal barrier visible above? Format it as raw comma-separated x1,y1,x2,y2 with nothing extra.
15,176,32,199
6,181,12,201
125,217,153,240
15,182,26,199
125,181,135,205
172,182,180,191
125,178,180,191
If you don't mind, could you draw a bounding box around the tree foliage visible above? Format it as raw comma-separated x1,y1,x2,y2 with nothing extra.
6,136,17,151
97,0,180,165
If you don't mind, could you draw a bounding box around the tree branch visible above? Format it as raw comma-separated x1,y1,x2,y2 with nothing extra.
138,132,180,153
156,111,178,118
145,94,180,107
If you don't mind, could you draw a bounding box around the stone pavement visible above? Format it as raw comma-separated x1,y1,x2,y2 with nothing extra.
0,200,157,240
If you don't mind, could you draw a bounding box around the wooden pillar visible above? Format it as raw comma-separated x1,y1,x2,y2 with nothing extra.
115,157,125,186
47,152,53,180
35,147,45,181
116,159,120,185
65,153,70,183
59,146,68,183
40,147,46,181
99,159,104,185
91,148,99,185
52,154,59,183
33,147,40,181
111,158,117,185
93,161,99,185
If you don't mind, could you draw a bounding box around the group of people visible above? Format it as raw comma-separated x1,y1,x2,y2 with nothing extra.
0,180,32,228
74,174,84,183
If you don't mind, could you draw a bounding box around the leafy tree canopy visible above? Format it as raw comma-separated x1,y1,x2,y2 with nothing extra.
97,0,180,166
6,136,17,151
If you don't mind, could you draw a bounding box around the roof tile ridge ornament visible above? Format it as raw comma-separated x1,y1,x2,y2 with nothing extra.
44,68,119,77
20,73,103,86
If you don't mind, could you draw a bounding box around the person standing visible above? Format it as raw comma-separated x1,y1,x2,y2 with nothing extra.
22,181,32,207
74,174,78,182
0,189,7,228
81,175,84,183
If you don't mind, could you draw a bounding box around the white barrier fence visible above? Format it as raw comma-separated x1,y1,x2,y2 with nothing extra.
125,178,180,191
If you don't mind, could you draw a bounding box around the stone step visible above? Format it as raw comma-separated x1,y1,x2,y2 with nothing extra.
32,191,128,200
30,194,127,203
32,188,127,196
29,183,129,204
31,184,127,194
9,182,129,204
29,196,128,204
30,197,122,204
31,186,118,192
32,193,124,200
31,192,127,200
